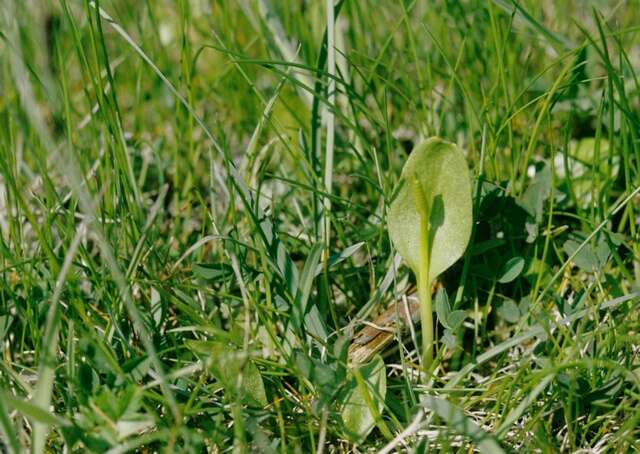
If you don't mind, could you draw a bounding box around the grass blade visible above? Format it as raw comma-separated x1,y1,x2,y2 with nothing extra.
422,395,505,453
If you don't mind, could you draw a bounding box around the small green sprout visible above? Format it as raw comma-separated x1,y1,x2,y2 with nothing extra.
388,137,473,370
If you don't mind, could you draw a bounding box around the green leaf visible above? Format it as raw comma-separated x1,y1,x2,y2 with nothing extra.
563,238,598,271
304,304,328,340
0,393,21,454
294,242,326,337
313,241,365,277
187,341,268,407
193,263,234,280
434,288,451,328
0,315,12,340
150,287,162,327
2,392,71,428
388,137,473,283
519,163,551,243
341,355,387,444
442,329,459,348
497,299,521,323
446,310,467,331
497,256,526,283
235,360,268,408
296,242,324,312
563,231,611,272
519,163,551,223
294,351,338,400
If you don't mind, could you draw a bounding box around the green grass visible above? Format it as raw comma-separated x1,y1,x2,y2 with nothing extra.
1,0,640,452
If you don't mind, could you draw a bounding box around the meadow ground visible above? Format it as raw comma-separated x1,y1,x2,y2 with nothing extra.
1,0,640,452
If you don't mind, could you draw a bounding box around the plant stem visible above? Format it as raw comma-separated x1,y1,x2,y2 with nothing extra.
412,177,434,370
418,215,433,370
